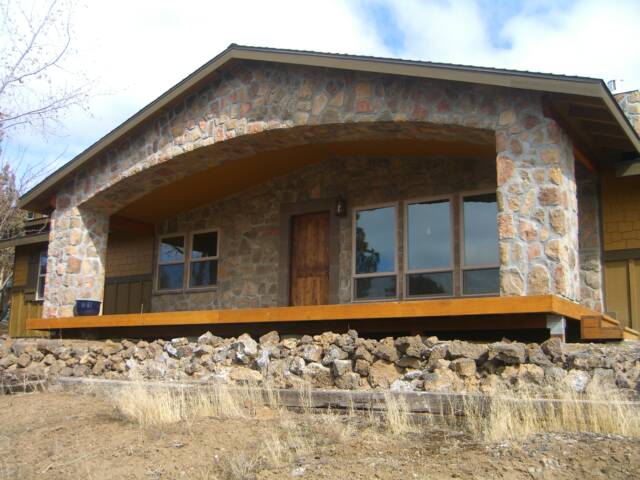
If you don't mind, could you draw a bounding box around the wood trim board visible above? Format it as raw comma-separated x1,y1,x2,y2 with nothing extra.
29,294,595,330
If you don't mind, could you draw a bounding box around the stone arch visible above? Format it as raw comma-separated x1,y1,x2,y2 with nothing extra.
57,60,517,213
84,121,496,214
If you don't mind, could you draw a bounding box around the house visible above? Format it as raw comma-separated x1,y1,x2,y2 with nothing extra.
2,45,640,341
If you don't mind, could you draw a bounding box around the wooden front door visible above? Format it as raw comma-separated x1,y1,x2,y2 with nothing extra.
290,211,330,306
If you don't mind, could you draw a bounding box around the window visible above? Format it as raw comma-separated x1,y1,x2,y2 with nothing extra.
189,231,218,288
353,205,397,300
462,193,499,295
406,198,453,297
35,251,47,300
157,231,219,291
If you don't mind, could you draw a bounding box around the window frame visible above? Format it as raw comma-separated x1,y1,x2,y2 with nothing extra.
351,202,400,303
403,195,455,299
35,250,47,301
459,189,500,297
187,228,220,291
155,229,220,294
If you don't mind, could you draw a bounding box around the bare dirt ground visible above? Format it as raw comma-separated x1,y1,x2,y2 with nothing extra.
0,389,638,480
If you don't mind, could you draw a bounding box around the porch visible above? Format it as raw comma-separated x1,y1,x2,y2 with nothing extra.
32,122,618,341
27,295,639,342
32,119,610,342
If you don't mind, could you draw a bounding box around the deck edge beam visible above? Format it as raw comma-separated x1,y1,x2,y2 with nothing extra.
27,295,597,331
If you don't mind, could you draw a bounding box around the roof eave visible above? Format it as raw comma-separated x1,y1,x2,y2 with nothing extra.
18,44,640,211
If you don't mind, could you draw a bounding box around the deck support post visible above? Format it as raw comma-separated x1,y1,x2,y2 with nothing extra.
546,314,566,342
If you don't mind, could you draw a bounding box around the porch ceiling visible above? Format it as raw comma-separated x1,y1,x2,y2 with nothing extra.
115,137,495,223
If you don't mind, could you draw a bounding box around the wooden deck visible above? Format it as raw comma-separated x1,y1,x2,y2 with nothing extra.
26,295,639,340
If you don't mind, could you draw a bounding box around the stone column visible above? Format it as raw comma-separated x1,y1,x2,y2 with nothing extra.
577,180,604,311
495,100,580,302
43,204,109,318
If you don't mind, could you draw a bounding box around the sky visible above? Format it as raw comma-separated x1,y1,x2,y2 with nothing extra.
4,0,640,189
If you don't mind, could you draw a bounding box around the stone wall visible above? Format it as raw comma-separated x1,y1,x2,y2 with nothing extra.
1,332,638,398
154,154,496,311
615,90,640,134
495,110,579,300
577,180,604,311
44,207,109,318
43,60,582,316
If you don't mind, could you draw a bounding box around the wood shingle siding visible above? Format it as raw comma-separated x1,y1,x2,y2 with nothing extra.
602,170,640,251
9,243,48,337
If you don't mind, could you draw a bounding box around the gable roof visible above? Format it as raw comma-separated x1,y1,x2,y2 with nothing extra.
19,44,640,212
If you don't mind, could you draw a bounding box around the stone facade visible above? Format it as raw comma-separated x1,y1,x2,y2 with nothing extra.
44,207,108,317
495,108,579,300
577,180,603,312
615,90,640,134
153,155,496,312
43,60,582,317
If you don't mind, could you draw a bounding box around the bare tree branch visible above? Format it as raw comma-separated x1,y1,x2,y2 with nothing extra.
0,0,92,300
0,0,91,136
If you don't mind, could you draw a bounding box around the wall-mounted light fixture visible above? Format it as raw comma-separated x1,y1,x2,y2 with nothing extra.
336,197,347,217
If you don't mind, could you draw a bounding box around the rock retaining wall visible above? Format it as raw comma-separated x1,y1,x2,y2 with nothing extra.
1,332,638,398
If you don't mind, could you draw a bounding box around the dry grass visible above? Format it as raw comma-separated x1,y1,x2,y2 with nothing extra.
382,391,420,436
260,430,291,468
111,381,267,427
459,382,640,442
111,380,390,478
109,377,640,479
224,452,263,480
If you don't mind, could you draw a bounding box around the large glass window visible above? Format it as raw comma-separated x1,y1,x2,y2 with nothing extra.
353,206,397,300
406,199,453,297
462,193,499,295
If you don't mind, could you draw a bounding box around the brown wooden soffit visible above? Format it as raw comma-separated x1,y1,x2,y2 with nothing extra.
109,215,154,236
543,94,638,169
